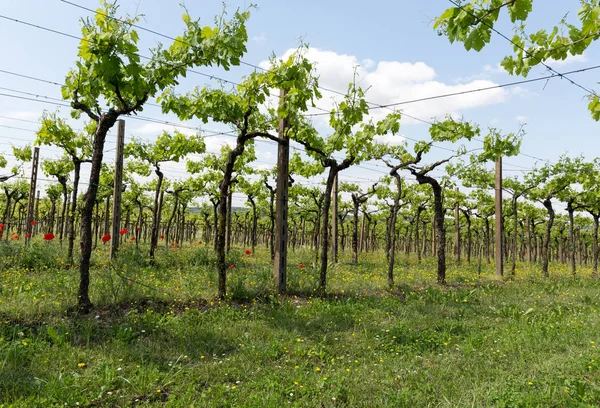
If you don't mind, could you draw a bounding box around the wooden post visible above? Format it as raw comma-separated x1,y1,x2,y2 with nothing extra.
110,120,125,261
454,187,460,265
103,196,111,235
226,189,233,253
495,156,503,277
34,190,40,237
526,216,531,264
157,190,164,246
332,174,339,263
431,213,436,257
359,212,366,252
274,89,290,294
25,146,39,244
577,227,582,266
422,221,427,258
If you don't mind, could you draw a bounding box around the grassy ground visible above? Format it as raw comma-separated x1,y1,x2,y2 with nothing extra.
2,242,600,406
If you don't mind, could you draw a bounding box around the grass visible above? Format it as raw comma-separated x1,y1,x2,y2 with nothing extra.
1,241,600,406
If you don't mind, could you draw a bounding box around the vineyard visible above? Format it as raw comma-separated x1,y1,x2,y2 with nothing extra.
2,0,600,406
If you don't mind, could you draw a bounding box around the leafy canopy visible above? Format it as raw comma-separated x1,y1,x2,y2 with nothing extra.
161,48,320,137
36,112,93,161
435,0,600,119
41,156,75,180
294,81,402,176
63,0,250,119
125,131,206,171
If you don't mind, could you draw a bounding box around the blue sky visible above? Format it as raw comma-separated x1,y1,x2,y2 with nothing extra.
0,0,598,208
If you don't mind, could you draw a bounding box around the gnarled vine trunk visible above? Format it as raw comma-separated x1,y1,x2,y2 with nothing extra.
67,160,81,264
541,198,555,277
78,113,118,313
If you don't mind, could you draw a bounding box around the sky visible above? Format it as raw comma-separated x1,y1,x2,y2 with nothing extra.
0,0,598,210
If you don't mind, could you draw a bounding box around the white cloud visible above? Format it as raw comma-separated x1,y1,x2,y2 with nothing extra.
252,163,272,171
361,58,375,70
547,53,587,66
251,34,268,44
132,122,236,154
133,122,197,137
455,63,505,82
4,111,39,120
375,133,406,146
262,48,515,126
516,115,528,122
507,86,531,97
204,136,235,154
0,111,40,125
483,64,505,74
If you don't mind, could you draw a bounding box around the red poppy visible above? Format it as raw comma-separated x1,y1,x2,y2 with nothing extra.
130,237,136,241
135,227,140,232
25,233,30,238
102,234,111,243
120,228,128,236
160,235,164,239
43,233,55,241
229,264,234,269
245,249,251,255
171,242,178,247
300,264,305,269
30,221,36,226
11,235,19,240
198,241,203,245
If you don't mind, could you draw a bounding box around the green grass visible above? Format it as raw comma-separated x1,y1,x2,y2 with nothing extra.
2,241,600,406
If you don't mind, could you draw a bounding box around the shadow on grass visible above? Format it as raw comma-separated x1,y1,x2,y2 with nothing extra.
0,341,38,400
0,296,237,362
0,279,491,375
